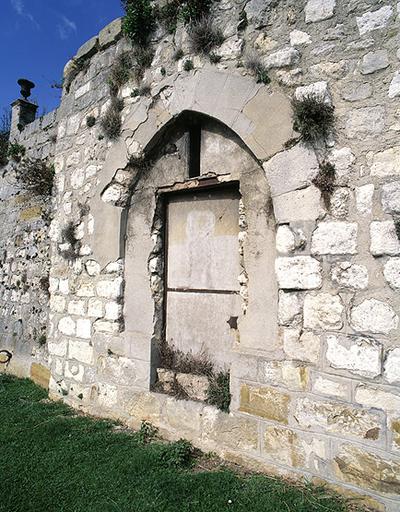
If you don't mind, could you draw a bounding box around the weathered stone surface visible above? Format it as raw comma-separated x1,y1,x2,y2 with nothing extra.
334,445,400,496
304,293,343,330
330,188,350,218
278,291,302,325
263,145,319,197
356,6,393,36
156,368,175,393
290,30,311,46
295,81,331,104
305,0,335,23
361,50,389,75
355,184,374,214
76,318,91,339
175,372,209,402
273,186,322,223
370,221,400,256
58,316,76,336
276,225,295,254
263,426,307,468
311,222,358,255
384,258,400,288
355,384,400,412
240,384,290,424
244,0,275,28
30,363,51,389
261,360,308,391
75,35,98,60
275,257,322,290
96,277,123,299
384,348,400,384
99,17,122,48
389,71,400,98
328,147,355,185
295,398,381,440
326,335,382,378
68,340,94,365
346,106,385,139
350,299,399,334
202,407,258,452
382,181,400,214
264,47,300,69
283,329,320,364
312,375,349,400
341,82,372,102
368,147,400,178
331,262,368,290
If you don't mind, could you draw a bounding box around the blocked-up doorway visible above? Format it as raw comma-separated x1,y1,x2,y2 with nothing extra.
165,187,241,368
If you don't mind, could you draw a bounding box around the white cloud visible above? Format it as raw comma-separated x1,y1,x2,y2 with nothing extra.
57,15,77,40
11,0,40,29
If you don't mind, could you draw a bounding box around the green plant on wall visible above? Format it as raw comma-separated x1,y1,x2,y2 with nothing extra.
122,0,155,46
14,158,54,197
7,142,26,163
180,0,213,24
291,94,335,145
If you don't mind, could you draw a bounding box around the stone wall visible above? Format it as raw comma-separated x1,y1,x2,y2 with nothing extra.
1,1,400,509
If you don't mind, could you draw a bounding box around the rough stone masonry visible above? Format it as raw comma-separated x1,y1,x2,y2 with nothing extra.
1,1,400,510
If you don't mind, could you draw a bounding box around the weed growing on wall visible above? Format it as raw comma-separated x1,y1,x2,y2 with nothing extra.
154,0,181,33
86,116,96,128
100,98,124,140
108,52,133,96
14,158,54,197
173,48,184,61
291,94,335,145
245,52,270,84
180,0,213,24
59,222,81,261
122,0,155,46
188,16,224,55
312,161,336,209
7,142,26,163
207,371,231,412
394,216,400,242
183,59,194,72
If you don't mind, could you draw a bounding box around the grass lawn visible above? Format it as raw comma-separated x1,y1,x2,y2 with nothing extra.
0,374,362,512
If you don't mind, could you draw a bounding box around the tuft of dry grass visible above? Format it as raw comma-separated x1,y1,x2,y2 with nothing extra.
292,94,335,144
188,16,224,55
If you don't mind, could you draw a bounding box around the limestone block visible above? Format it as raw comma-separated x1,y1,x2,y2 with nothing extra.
76,319,91,339
99,18,122,48
350,299,398,334
382,181,400,214
304,293,343,330
334,445,400,496
346,106,385,139
356,6,393,36
244,0,276,28
254,33,278,53
58,316,76,336
331,262,368,290
283,329,320,364
101,183,126,204
341,82,372,102
175,372,209,402
263,47,300,69
361,50,389,75
94,320,121,334
164,397,203,440
290,30,311,46
30,363,51,389
330,188,350,218
328,147,355,185
263,145,319,197
85,260,101,276
355,384,400,412
240,384,290,424
370,221,400,256
261,360,308,391
384,258,400,288
263,426,302,468
273,186,322,223
65,361,85,382
48,339,67,357
105,302,122,321
75,82,91,100
384,348,400,384
326,334,382,378
275,256,322,290
305,0,336,23
97,382,118,408
69,339,94,364
96,277,123,299
389,71,400,98
88,298,104,318
202,407,258,452
156,368,174,393
76,282,95,297
68,300,86,316
75,35,98,60
218,37,244,60
278,291,302,325
50,295,66,313
368,147,400,178
276,225,295,254
355,184,374,214
312,375,349,400
295,398,381,440
311,222,357,255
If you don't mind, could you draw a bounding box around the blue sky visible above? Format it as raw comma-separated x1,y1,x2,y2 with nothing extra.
0,0,123,118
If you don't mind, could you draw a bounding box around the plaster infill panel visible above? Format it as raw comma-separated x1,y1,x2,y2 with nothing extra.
167,190,240,291
166,291,241,369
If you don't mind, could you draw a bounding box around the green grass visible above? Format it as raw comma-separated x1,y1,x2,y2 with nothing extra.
0,375,355,512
